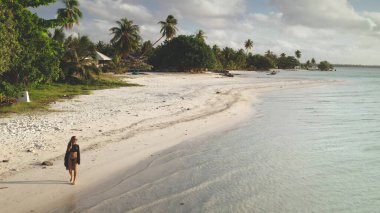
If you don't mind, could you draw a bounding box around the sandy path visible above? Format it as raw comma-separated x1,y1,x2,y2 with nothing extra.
0,71,335,212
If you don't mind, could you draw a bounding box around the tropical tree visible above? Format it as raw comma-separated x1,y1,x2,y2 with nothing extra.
52,28,65,43
140,40,154,57
220,47,237,69
318,61,333,71
106,55,127,74
95,41,116,58
0,0,81,98
110,18,141,59
1,1,63,90
264,50,278,66
280,53,286,57
195,30,206,42
277,56,300,69
244,39,253,54
212,45,223,69
60,35,98,81
212,45,222,58
247,54,275,70
295,50,301,60
305,60,311,69
235,49,247,68
0,6,18,76
152,15,178,46
57,0,83,30
149,35,216,72
311,58,316,65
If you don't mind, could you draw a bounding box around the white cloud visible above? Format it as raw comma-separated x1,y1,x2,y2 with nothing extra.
34,0,380,64
81,0,152,22
362,11,380,32
271,0,372,31
158,0,247,18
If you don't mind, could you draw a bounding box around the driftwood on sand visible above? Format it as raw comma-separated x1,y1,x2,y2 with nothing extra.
215,70,234,77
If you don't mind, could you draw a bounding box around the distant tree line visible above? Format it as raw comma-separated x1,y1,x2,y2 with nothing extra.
333,64,380,68
0,0,334,102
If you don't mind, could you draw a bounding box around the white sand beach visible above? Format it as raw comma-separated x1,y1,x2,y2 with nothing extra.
0,71,335,212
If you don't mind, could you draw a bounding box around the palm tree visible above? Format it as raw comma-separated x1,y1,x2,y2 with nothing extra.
52,28,65,43
152,15,178,46
57,0,83,30
305,60,311,69
110,18,141,59
244,39,253,54
295,50,301,59
265,50,272,57
139,15,178,59
61,35,98,80
140,40,154,57
280,53,286,57
195,30,206,42
311,58,316,65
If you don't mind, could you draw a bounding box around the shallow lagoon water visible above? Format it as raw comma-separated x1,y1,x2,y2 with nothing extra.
68,68,380,212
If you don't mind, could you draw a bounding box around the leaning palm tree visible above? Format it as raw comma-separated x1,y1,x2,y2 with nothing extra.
57,0,83,30
140,40,153,56
295,50,301,60
244,39,253,54
195,30,206,42
139,15,178,59
152,15,178,46
110,18,141,59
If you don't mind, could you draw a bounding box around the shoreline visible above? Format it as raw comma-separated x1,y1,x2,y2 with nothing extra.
0,71,337,212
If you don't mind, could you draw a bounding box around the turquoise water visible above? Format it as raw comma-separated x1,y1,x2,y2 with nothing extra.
68,68,380,212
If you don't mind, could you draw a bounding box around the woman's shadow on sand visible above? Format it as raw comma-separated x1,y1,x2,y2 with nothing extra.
0,180,69,185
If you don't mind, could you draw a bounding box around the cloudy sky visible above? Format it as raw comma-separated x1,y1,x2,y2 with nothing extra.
33,0,380,65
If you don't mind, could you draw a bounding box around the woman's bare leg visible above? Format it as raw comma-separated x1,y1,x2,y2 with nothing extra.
69,169,73,182
72,163,77,185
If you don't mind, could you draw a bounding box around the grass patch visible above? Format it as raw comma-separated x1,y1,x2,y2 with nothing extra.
0,74,139,114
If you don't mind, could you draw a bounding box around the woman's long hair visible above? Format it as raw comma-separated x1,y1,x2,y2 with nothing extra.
66,136,76,152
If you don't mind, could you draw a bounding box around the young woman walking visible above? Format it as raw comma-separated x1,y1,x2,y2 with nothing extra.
64,136,80,185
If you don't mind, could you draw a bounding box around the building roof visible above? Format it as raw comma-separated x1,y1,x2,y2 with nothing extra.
96,51,111,61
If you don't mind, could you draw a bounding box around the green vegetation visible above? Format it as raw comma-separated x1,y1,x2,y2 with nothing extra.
278,55,300,69
110,18,141,59
0,74,137,114
149,35,217,71
247,54,275,70
245,39,253,54
0,0,136,113
318,61,334,71
60,35,98,81
333,64,380,68
0,6,18,76
213,47,247,70
153,15,178,46
295,50,301,60
57,0,83,30
195,30,206,43
0,0,65,97
96,41,116,58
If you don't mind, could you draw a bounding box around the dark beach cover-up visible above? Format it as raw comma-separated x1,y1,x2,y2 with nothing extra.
64,144,80,170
